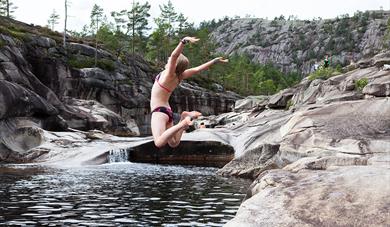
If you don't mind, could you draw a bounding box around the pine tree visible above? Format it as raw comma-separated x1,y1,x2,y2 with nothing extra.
177,13,190,36
146,19,169,63
0,0,17,18
159,0,177,37
90,4,104,67
63,0,69,48
111,1,151,55
111,9,127,33
47,9,60,31
128,1,150,54
148,0,179,62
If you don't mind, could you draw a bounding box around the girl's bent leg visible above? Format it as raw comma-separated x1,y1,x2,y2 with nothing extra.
151,112,190,148
168,111,202,148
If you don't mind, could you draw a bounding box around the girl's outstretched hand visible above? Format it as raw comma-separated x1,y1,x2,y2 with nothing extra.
214,57,229,64
183,37,200,43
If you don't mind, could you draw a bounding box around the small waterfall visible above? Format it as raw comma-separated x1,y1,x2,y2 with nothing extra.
108,149,129,163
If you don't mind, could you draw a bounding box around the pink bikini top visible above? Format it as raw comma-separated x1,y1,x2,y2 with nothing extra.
155,73,172,93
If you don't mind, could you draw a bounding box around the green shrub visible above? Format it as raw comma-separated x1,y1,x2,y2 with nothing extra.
0,26,29,41
308,67,341,81
9,30,29,41
270,21,277,27
355,78,368,91
335,64,343,72
38,26,61,37
0,39,5,48
68,56,116,72
68,56,94,69
286,99,294,110
97,59,115,72
8,25,28,33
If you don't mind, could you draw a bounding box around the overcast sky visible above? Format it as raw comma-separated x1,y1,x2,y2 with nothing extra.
13,0,390,32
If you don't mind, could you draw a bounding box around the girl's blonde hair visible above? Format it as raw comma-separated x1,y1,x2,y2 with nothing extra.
175,54,189,78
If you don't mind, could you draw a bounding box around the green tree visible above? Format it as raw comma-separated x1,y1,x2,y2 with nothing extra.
111,1,151,55
182,27,214,67
236,55,252,94
147,0,191,63
97,24,122,57
63,0,69,48
111,9,127,32
128,1,151,54
251,69,265,94
180,26,220,87
146,21,169,63
69,25,90,38
0,0,17,18
150,0,178,62
159,0,177,37
177,13,191,35
90,4,104,66
383,17,390,47
47,9,60,30
259,79,277,95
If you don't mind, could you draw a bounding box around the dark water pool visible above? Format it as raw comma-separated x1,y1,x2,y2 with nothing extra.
0,163,250,226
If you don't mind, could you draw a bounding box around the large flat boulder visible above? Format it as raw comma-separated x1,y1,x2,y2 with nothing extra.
280,98,390,157
226,165,390,227
64,98,139,136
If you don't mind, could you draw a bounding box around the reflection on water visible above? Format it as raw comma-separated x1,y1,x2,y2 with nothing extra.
0,163,250,226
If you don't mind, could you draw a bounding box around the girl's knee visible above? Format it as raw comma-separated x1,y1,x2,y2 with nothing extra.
168,140,180,148
154,139,166,148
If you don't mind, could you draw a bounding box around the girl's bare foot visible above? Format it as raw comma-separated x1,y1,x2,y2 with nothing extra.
184,116,193,125
180,111,202,121
180,116,193,129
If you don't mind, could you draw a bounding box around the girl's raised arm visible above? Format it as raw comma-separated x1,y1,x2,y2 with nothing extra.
166,37,199,78
182,57,228,79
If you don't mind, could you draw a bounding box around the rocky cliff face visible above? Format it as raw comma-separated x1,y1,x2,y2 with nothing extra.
211,11,389,74
0,17,238,137
22,35,238,135
184,50,390,226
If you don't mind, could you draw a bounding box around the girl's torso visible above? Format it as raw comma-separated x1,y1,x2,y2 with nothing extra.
150,71,181,110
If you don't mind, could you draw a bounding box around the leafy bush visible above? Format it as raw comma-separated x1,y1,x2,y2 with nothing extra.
308,67,341,81
0,39,5,48
286,99,294,110
68,56,115,72
97,59,115,71
355,78,368,91
68,56,93,69
258,79,277,95
38,26,63,40
0,26,29,41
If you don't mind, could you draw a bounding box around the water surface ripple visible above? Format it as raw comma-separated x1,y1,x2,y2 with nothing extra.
0,163,250,226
